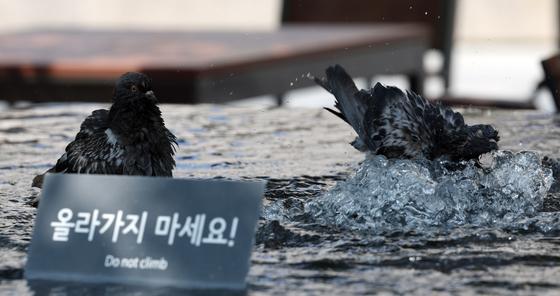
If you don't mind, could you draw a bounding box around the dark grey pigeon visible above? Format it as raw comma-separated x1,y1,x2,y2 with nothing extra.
32,72,177,188
315,65,499,161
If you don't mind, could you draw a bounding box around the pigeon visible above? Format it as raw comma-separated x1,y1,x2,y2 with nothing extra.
314,65,499,161
32,72,177,188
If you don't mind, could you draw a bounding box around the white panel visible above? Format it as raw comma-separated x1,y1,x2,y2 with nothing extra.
0,0,282,32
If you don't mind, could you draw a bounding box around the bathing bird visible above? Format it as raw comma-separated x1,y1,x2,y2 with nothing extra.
315,65,499,161
32,72,177,188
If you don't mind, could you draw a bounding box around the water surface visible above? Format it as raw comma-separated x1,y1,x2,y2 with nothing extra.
1,104,560,295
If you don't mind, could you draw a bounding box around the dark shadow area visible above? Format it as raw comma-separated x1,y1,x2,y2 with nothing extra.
27,279,247,296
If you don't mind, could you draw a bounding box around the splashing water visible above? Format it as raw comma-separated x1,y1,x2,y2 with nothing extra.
305,151,553,233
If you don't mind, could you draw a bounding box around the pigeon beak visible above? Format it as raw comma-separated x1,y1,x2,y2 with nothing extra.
145,90,157,103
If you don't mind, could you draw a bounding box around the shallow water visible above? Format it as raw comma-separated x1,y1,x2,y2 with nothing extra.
2,104,560,295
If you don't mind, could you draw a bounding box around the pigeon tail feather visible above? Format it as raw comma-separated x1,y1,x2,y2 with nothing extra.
316,65,371,149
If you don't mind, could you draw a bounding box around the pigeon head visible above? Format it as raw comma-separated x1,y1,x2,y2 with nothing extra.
460,124,499,159
113,72,157,104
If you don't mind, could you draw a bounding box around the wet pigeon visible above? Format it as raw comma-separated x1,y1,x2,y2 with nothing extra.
32,72,177,188
315,65,499,161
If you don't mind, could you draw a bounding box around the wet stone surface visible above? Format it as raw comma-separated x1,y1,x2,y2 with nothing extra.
2,104,560,295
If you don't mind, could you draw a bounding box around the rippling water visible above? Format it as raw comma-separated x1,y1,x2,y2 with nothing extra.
2,104,560,295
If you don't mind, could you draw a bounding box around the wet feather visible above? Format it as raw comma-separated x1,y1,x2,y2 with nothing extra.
32,72,177,188
315,65,499,161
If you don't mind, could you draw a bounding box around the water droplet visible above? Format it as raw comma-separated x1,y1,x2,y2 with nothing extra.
303,151,553,233
424,11,428,15
409,5,413,10
289,82,294,86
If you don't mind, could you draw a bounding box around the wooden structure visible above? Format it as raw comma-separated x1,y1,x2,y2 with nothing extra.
282,0,456,89
0,26,429,104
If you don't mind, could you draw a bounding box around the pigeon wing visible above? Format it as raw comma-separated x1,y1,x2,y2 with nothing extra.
363,85,438,158
150,128,177,177
52,109,124,175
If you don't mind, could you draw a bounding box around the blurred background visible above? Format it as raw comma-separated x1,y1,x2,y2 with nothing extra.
0,0,557,110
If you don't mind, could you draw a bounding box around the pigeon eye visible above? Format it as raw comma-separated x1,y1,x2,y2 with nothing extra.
131,85,138,92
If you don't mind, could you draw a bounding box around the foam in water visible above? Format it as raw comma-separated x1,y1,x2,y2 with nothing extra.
304,151,553,233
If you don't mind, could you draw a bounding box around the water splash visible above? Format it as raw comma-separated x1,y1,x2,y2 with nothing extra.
305,151,553,233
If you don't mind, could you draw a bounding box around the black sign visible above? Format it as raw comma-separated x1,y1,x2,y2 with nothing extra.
26,174,264,290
